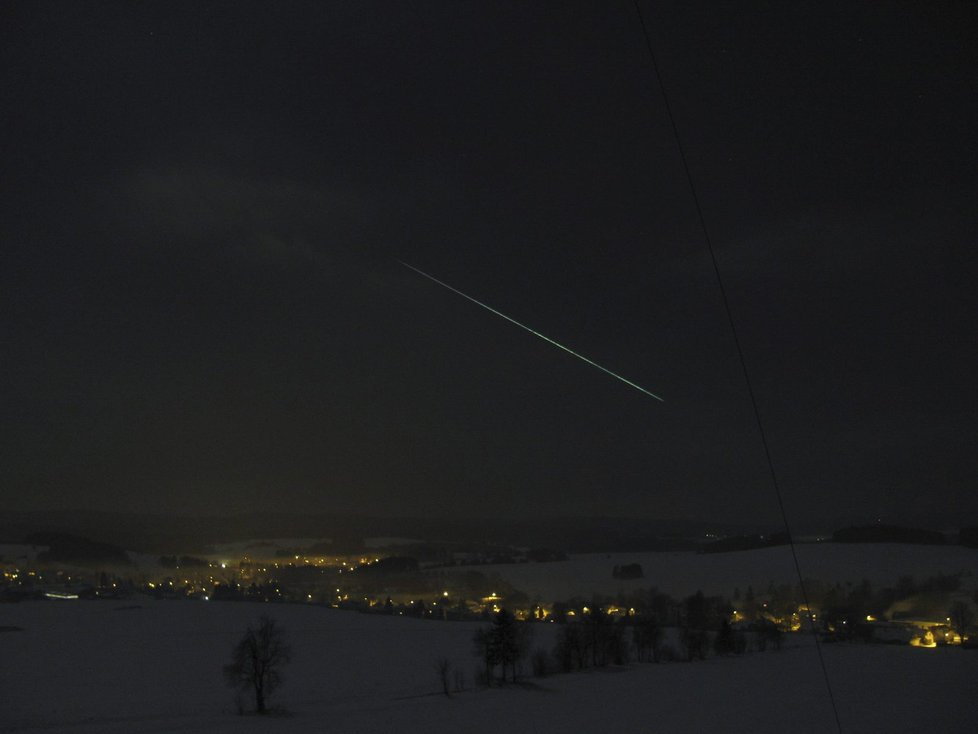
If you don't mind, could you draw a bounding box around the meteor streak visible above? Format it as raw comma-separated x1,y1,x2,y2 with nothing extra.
398,260,664,402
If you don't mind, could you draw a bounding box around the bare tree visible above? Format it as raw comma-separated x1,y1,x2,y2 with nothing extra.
473,627,494,686
531,647,550,677
949,600,974,643
434,657,452,697
452,667,466,693
223,615,292,715
632,615,662,662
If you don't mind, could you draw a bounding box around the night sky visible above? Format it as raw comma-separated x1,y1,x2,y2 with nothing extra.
2,2,976,526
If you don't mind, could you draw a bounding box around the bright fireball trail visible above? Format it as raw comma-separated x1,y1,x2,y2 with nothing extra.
398,260,664,402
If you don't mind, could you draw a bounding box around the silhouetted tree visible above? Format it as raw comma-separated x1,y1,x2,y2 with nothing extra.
949,601,974,643
473,627,494,685
491,609,522,682
682,591,711,661
582,609,627,666
754,618,783,651
612,563,644,580
473,609,530,684
681,626,709,661
632,614,662,662
684,590,709,630
531,648,550,677
743,585,759,622
554,623,585,672
714,618,735,655
223,615,291,714
434,657,452,697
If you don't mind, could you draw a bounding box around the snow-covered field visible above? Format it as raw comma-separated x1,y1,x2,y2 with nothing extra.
448,543,978,601
2,597,976,733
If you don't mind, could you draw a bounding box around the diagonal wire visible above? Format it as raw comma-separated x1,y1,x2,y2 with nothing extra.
630,2,843,731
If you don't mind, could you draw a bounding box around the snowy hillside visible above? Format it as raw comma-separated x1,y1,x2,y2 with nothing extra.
2,598,976,733
443,543,978,601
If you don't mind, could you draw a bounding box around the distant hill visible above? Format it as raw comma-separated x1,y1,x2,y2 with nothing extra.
698,532,790,554
349,556,419,577
959,527,978,548
0,510,755,554
25,532,131,566
832,525,946,545
6,510,972,556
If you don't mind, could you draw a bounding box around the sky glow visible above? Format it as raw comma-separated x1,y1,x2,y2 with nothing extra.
2,2,974,522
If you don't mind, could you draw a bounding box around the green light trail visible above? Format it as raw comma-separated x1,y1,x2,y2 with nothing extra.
398,260,664,402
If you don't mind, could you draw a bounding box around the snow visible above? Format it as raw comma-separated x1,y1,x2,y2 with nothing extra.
446,543,978,601
1,597,976,733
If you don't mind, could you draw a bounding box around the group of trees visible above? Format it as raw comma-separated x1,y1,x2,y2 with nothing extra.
949,600,974,642
612,563,644,579
815,573,975,642
632,614,664,662
26,532,131,566
553,609,631,670
549,593,780,671
226,572,977,715
472,609,534,685
469,588,787,687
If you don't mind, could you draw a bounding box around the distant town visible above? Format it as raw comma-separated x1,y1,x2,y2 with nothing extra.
2,520,976,652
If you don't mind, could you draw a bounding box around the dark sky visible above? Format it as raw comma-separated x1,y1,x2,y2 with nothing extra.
2,1,976,526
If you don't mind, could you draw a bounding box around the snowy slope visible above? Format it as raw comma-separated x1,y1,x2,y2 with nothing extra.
1,598,976,733
446,543,978,601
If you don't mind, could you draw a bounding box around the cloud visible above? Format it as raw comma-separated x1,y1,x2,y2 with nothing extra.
107,167,367,271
